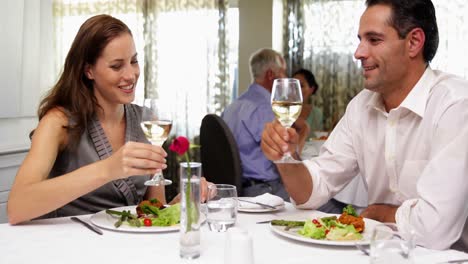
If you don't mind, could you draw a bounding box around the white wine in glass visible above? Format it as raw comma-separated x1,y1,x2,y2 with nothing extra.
141,120,172,146
140,99,173,186
271,101,303,127
271,78,303,163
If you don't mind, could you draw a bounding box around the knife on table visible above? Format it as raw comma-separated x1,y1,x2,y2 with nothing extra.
71,216,103,235
237,199,277,210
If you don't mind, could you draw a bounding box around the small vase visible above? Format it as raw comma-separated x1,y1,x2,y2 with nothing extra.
179,162,202,259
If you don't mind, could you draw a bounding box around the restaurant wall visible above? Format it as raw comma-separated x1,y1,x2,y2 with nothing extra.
0,0,54,223
238,0,282,95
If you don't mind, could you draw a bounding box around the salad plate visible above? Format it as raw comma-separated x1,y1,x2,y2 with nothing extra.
90,205,205,233
269,214,381,246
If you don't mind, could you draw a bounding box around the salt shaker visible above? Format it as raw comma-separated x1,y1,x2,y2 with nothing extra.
224,227,254,264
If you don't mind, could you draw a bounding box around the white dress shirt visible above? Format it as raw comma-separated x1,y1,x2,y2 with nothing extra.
297,68,468,251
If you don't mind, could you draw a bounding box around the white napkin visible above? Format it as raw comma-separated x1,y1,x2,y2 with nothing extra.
413,247,468,264
238,193,285,209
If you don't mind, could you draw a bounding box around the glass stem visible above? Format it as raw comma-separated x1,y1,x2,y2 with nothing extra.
150,171,163,183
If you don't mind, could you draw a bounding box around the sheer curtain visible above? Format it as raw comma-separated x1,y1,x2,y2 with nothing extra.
285,0,468,130
0,0,54,150
284,0,364,130
0,0,54,119
143,0,232,139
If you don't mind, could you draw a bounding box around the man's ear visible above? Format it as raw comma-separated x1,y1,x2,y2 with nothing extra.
263,68,272,80
84,64,94,80
407,27,425,59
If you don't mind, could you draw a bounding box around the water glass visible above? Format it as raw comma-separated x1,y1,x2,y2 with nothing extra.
207,184,238,232
370,223,414,264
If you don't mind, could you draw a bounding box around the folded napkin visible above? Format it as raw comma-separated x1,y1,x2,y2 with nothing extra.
238,193,285,209
414,247,468,264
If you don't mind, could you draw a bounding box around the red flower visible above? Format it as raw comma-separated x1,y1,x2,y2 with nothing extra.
169,136,190,156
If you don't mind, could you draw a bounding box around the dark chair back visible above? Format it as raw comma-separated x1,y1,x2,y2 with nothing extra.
200,114,243,195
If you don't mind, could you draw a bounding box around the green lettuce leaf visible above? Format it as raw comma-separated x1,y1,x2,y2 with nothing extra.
150,203,181,226
325,224,362,241
298,221,326,239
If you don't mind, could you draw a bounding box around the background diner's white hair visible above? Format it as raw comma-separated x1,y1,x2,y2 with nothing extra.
249,48,283,81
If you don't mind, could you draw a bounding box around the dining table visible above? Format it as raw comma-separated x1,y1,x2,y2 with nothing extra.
0,203,466,264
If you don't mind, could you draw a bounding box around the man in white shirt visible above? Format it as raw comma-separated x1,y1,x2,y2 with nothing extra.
261,0,468,251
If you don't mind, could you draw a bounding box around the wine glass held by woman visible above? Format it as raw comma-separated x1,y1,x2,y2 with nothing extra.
7,14,210,225
140,99,173,186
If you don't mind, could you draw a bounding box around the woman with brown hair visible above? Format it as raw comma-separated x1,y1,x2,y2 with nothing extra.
7,14,206,224
293,68,324,139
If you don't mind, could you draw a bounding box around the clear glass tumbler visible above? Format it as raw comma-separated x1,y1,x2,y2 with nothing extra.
207,184,238,232
370,223,414,264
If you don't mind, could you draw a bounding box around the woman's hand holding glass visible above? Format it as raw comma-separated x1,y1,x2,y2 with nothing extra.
104,141,167,180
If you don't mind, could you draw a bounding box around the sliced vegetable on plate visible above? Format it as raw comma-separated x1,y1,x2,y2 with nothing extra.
271,204,365,241
105,198,181,228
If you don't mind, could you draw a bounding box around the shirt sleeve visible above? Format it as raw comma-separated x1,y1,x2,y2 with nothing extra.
396,99,468,250
295,102,360,209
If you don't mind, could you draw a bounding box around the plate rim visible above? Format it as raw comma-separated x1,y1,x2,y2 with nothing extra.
90,205,195,233
269,214,379,246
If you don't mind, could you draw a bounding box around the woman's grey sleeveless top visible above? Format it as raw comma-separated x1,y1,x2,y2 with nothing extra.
39,104,151,218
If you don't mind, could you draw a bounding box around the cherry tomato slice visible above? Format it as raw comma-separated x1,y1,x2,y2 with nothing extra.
143,218,152,227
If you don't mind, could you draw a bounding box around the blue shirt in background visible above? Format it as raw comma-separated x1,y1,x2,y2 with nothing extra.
222,83,280,182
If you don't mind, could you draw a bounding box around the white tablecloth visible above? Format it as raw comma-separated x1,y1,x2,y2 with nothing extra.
0,204,464,264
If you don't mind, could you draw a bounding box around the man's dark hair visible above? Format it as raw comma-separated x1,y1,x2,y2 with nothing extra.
366,0,439,63
293,68,319,95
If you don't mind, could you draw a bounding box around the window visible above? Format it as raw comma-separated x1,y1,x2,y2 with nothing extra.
154,8,239,136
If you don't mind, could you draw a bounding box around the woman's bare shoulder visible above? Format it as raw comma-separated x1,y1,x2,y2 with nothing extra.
40,107,69,126
32,107,70,147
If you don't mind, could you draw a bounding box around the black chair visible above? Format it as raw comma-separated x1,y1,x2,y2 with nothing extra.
200,114,243,195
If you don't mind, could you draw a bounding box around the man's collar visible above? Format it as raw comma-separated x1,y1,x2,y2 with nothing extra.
366,67,435,117
399,67,435,118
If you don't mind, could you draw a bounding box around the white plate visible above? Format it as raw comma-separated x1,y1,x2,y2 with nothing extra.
237,197,285,213
270,214,381,246
90,205,205,233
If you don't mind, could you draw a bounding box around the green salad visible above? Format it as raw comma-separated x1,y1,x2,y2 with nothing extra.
106,203,181,228
298,215,362,241
271,205,364,241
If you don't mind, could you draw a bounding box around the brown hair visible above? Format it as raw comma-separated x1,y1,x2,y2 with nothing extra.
36,14,132,150
366,0,438,63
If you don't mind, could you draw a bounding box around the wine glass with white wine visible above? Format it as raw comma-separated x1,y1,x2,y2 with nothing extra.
271,78,303,163
140,99,173,186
